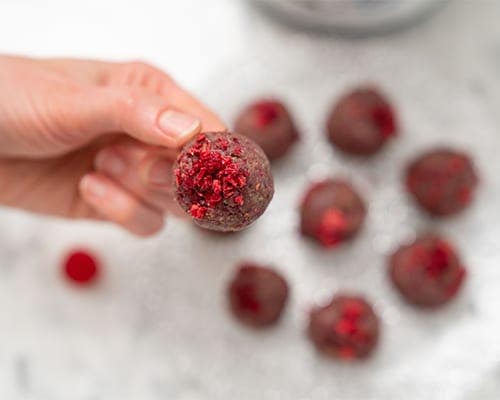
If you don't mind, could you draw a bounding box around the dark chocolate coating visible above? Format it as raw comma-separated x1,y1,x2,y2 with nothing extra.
173,132,274,232
300,179,366,248
406,148,478,216
389,235,466,308
235,99,299,160
326,87,398,156
308,295,379,360
228,263,289,327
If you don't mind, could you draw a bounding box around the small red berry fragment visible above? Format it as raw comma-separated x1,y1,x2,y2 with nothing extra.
253,101,280,128
326,86,398,156
235,99,299,160
308,295,380,360
300,179,366,248
372,105,396,139
406,148,479,216
173,132,274,232
228,263,289,328
63,250,99,285
189,204,207,219
389,235,467,307
316,208,349,247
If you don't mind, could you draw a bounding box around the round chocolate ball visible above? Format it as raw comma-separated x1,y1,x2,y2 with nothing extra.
326,86,398,156
308,294,380,360
405,148,478,216
173,132,274,232
389,235,466,308
228,263,289,328
300,179,366,248
235,99,299,160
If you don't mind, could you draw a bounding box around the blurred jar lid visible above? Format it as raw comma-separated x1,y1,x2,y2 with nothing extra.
251,0,448,35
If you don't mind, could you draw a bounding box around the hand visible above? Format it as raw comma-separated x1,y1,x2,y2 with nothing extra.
0,55,225,236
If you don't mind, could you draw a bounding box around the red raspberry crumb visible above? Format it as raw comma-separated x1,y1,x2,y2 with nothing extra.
308,295,380,360
63,250,99,285
316,208,349,247
253,101,280,128
233,280,261,313
372,105,396,138
389,235,467,307
174,134,249,219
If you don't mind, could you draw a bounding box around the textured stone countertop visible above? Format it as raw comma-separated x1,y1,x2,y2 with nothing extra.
1,1,500,399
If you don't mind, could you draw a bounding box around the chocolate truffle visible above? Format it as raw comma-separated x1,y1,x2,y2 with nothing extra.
406,148,478,216
308,294,380,360
235,99,299,160
228,263,289,327
174,132,274,232
389,235,466,308
300,179,366,248
326,87,398,156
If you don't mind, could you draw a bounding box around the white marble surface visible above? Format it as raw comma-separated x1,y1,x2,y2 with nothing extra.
1,1,500,399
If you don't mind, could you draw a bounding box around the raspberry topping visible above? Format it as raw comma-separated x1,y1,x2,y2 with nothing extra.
333,299,369,359
63,250,99,285
425,242,451,278
458,186,472,205
316,208,349,247
253,101,280,128
175,134,249,219
233,271,262,313
308,295,379,360
372,105,396,138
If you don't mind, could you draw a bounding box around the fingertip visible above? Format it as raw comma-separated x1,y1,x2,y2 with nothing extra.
134,217,165,237
139,156,174,189
79,173,107,199
94,148,127,177
157,109,201,148
161,83,227,136
200,115,227,133
79,172,166,237
95,77,226,150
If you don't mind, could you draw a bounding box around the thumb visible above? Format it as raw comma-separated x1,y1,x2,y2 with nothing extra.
83,85,203,148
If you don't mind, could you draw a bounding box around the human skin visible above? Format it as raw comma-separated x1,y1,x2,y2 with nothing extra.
0,55,226,236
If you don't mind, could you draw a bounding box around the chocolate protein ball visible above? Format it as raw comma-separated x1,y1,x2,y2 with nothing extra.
228,263,289,327
405,148,478,216
235,99,299,161
326,86,398,156
174,132,274,232
300,179,366,248
308,294,380,360
389,235,466,308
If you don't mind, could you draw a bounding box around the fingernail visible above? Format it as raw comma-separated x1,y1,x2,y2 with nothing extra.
147,159,172,186
95,150,126,177
81,175,108,198
132,208,165,237
158,110,200,140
